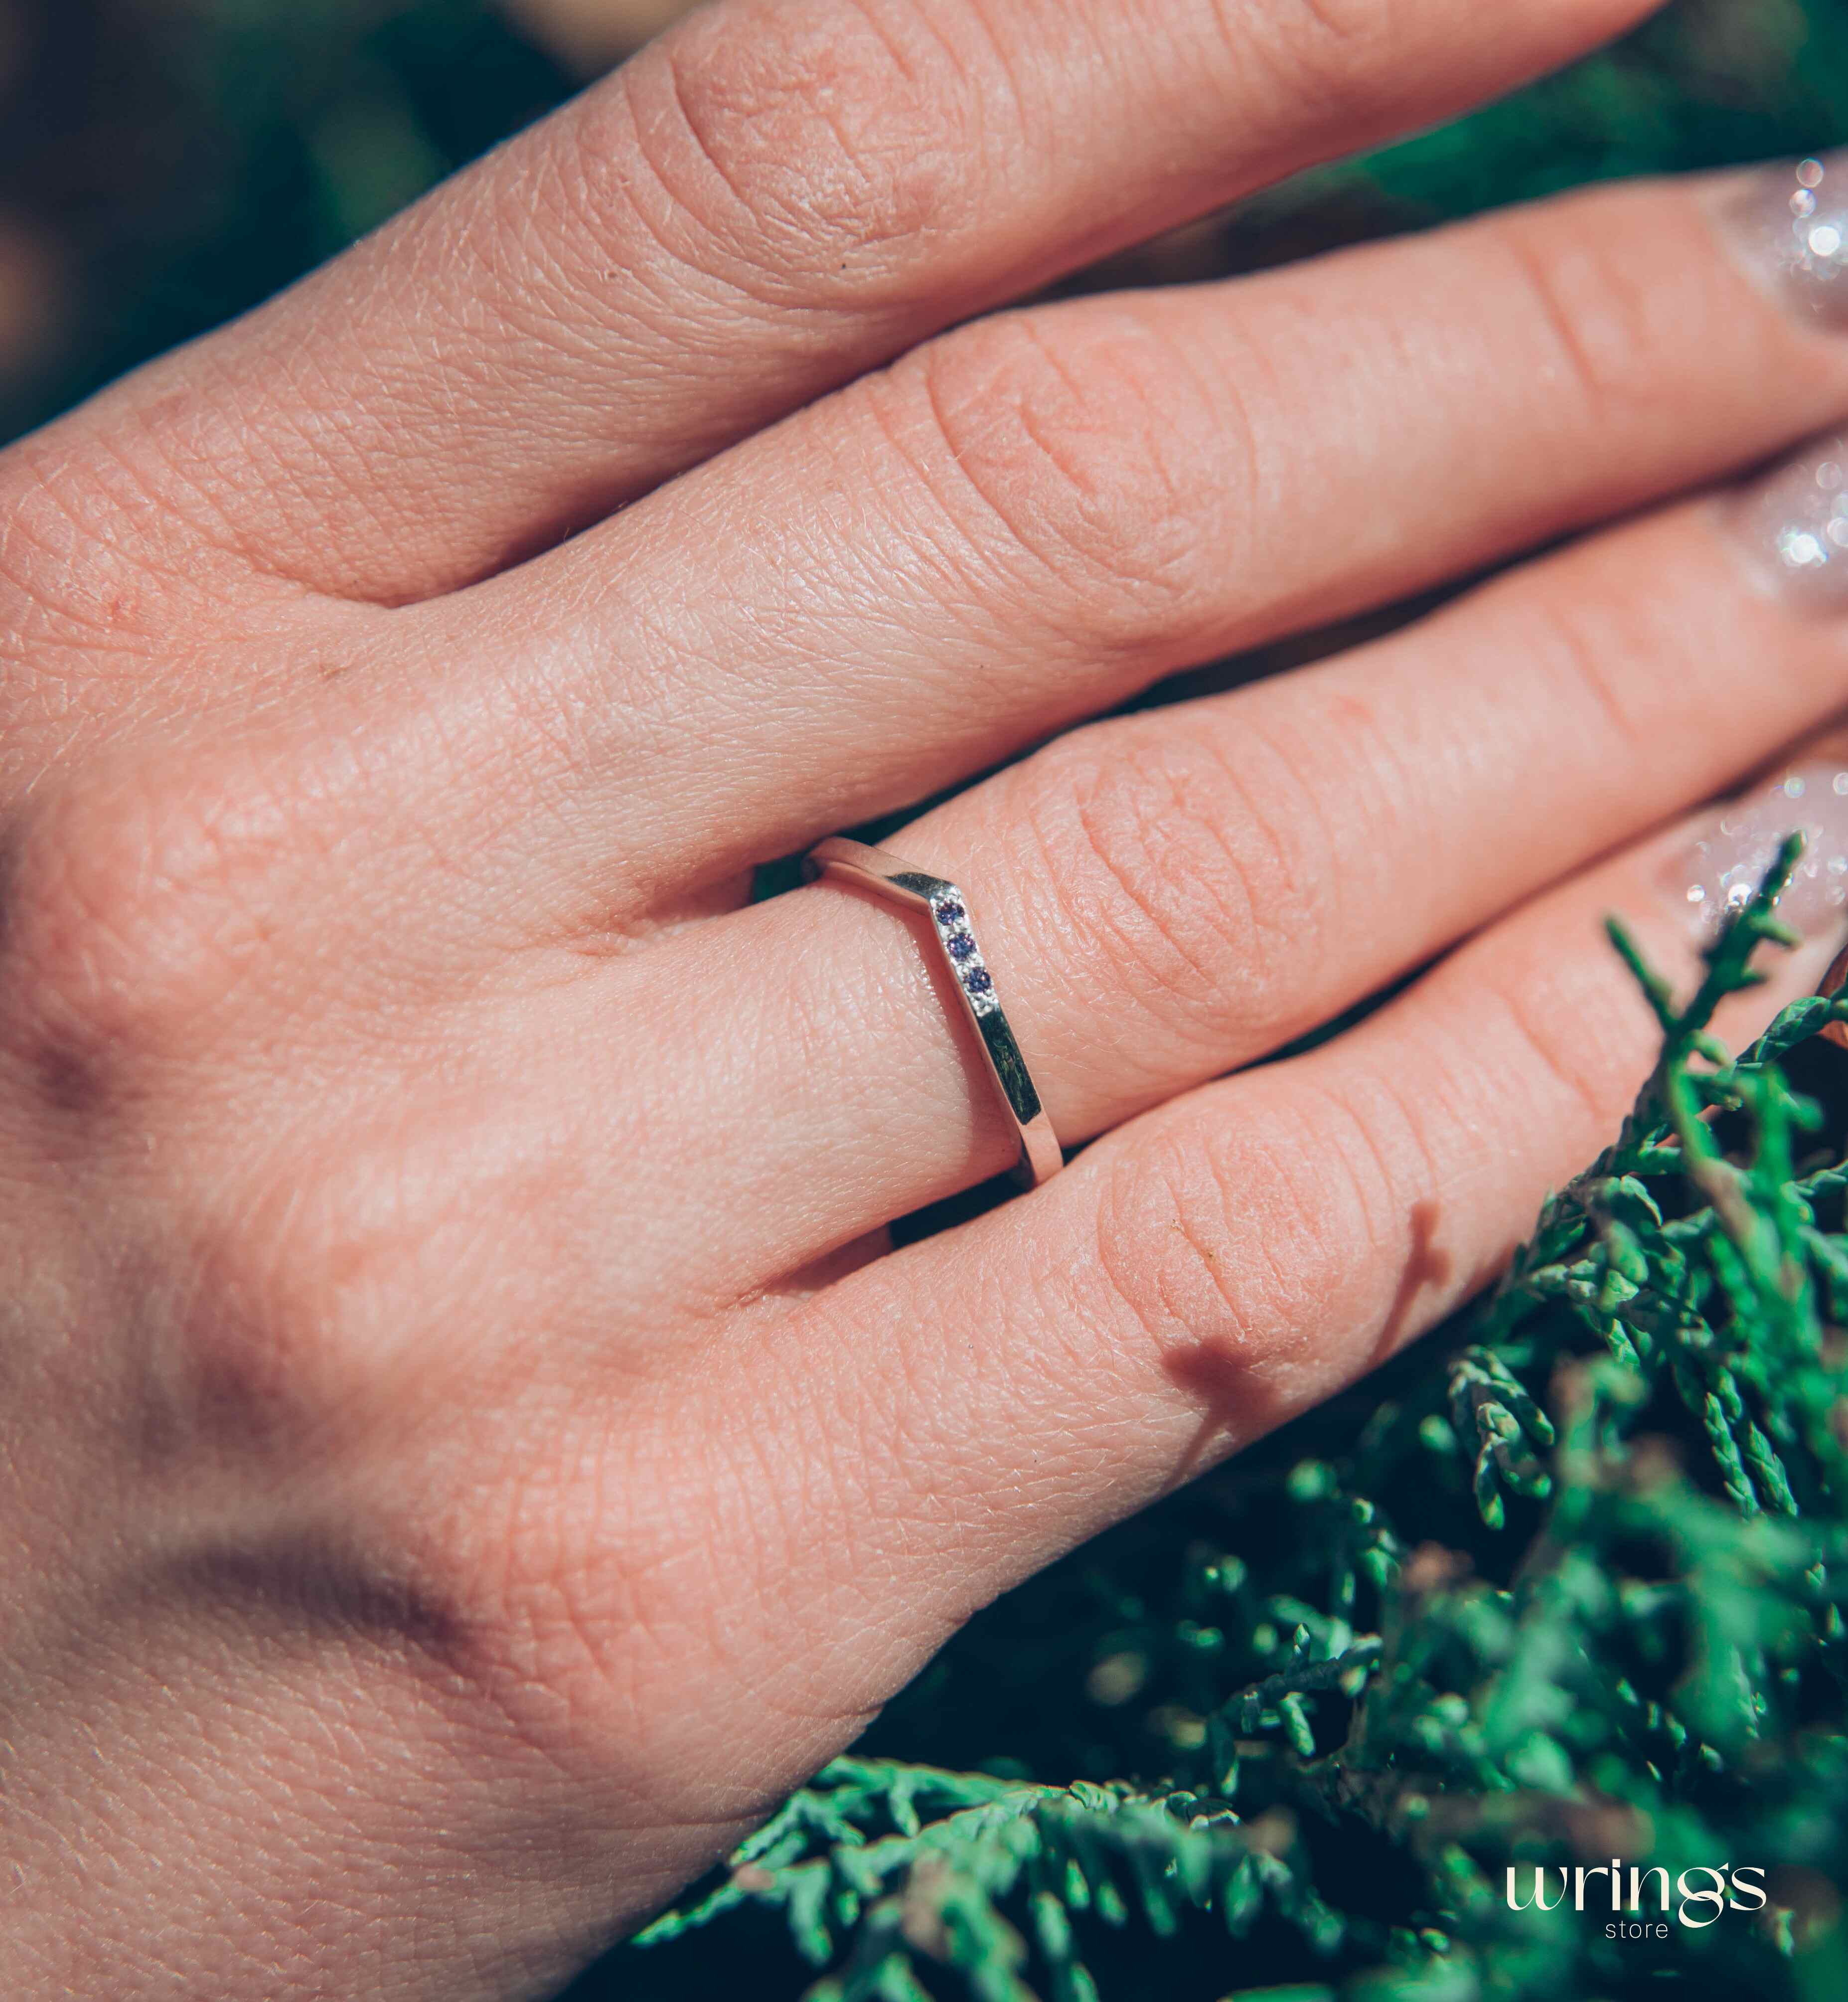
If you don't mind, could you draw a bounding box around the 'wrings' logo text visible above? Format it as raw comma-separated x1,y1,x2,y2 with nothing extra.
1506,1862,1766,1938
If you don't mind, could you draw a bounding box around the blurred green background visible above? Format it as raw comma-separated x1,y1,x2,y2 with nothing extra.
5,0,1848,452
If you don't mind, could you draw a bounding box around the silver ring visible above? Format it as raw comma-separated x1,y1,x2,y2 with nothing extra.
801,836,1064,1189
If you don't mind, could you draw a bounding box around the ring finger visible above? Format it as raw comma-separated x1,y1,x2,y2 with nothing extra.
528,446,1848,1315
537,800,1846,1816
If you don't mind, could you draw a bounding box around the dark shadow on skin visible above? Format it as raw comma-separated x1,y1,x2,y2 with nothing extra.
1159,1197,1452,1485
890,1166,1017,1246
1159,1340,1300,1487
1379,1198,1454,1356
152,1531,466,1660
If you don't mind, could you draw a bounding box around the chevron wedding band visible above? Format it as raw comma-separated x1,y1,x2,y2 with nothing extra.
800,836,1064,1190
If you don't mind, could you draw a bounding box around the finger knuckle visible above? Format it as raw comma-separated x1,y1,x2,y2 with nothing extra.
1525,579,1655,765
891,307,1232,636
1477,956,1641,1143
1228,0,1409,116
1018,720,1325,1051
145,1157,386,1462
129,1098,536,1478
612,0,987,311
0,751,300,1106
1496,195,1687,434
1091,1104,1349,1369
0,433,199,667
1092,1070,1432,1415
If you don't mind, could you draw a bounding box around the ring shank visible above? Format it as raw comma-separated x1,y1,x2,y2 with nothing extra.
802,836,1064,1189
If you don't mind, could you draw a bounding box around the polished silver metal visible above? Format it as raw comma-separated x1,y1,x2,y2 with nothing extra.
801,835,1064,1189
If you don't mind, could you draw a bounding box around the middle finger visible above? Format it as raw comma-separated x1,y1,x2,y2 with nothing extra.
411,161,1848,934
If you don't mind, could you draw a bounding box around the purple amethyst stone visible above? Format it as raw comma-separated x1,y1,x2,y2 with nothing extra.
933,899,965,927
946,933,976,962
963,967,993,996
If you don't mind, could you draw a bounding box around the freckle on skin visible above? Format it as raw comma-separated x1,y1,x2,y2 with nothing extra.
32,1040,105,1115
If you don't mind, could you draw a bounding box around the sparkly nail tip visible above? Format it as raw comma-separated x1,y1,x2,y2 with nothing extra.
1721,152,1848,325
1728,432,1848,612
931,892,1000,1016
1670,761,1848,941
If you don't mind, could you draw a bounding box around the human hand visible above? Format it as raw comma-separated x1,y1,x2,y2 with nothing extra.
10,0,1848,1994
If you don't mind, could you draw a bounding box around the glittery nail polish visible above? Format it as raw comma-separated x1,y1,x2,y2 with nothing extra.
1727,431,1848,613
1718,151,1848,327
1667,759,1848,944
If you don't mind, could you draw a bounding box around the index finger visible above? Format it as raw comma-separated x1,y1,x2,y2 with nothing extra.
42,0,1665,605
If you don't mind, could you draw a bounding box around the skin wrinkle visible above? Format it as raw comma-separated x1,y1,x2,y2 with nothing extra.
912,314,1218,613
490,1399,859,1793
1142,1143,1271,1361
1159,298,1273,587
1178,704,1344,1010
200,358,400,571
1269,0,1404,65
1193,1094,1356,1369
244,392,453,604
1011,313,1225,598
901,339,1087,604
647,6,983,310
909,0,1039,152
827,0,944,97
589,78,827,352
367,644,678,947
629,60,811,304
1017,706,1324,1058
1480,950,1651,1146
1193,0,1368,138
1498,218,1651,440
0,705,464,1077
1293,680,1421,918
847,365,1055,618
150,1095,540,1457
1238,289,1412,591
474,162,620,368
1519,563,1665,770
1205,0,1390,123
1050,738,1273,1029
1552,199,1754,451
81,395,341,602
802,1242,1121,1573
0,456,210,643
1320,1063,1450,1352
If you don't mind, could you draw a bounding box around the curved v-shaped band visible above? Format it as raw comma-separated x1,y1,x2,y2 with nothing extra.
801,836,1065,1190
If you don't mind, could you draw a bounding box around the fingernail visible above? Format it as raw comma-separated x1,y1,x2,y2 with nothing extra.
1666,759,1848,944
1717,152,1848,328
1726,430,1848,613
